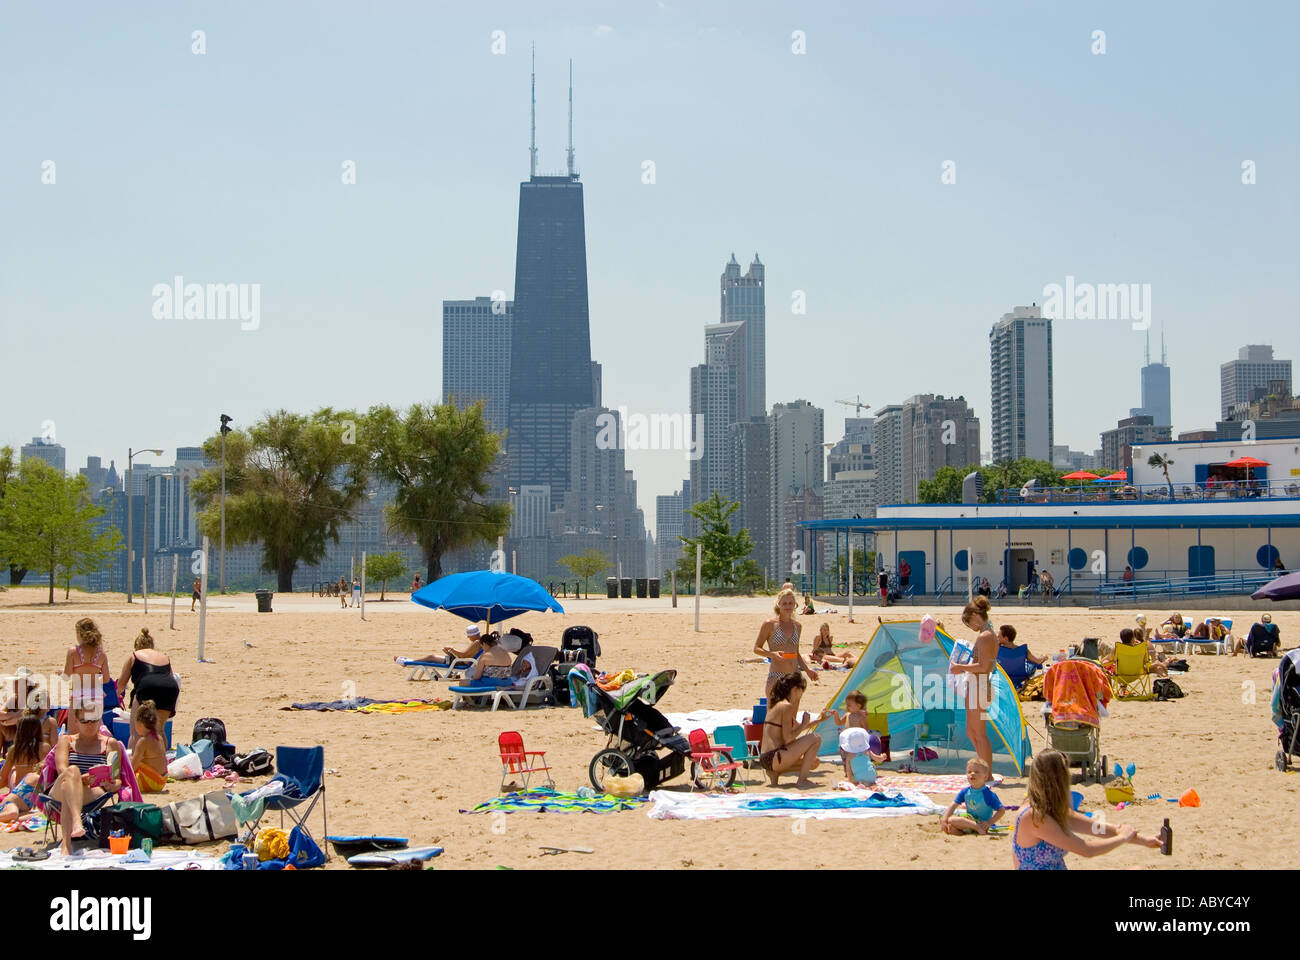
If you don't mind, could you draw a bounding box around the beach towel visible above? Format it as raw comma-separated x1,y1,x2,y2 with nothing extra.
0,812,47,833
464,788,647,815
283,697,450,712
0,847,221,871
873,773,1003,794
663,709,753,735
1044,660,1111,728
645,788,943,821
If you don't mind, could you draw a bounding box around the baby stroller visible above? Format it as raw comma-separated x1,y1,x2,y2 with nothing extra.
575,670,699,791
551,626,601,706
1273,650,1300,771
1042,659,1108,783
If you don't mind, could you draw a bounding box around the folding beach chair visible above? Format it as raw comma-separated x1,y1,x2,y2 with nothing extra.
712,723,763,785
39,789,118,848
498,731,553,792
263,745,329,860
1111,643,1155,700
996,645,1041,690
687,728,742,792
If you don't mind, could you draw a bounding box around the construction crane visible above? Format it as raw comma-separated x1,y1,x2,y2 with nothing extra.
836,396,870,417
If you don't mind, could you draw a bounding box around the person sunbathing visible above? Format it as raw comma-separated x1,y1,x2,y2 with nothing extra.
1152,614,1187,641
0,714,51,823
462,633,513,684
1103,628,1167,676
810,623,855,668
47,705,123,854
131,702,168,793
408,624,485,667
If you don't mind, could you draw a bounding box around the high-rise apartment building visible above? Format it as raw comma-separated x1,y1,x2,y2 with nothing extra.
871,405,905,506
769,400,824,576
20,437,65,474
1220,345,1292,419
902,394,981,502
989,305,1054,463
443,297,512,433
728,418,772,576
655,488,686,577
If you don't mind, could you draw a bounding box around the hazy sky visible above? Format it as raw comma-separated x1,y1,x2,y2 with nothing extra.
3,1,1296,528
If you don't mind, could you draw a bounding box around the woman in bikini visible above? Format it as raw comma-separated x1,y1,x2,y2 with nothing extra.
753,588,818,699
63,618,111,713
951,596,999,772
46,705,123,854
810,623,855,669
758,673,823,788
115,628,180,749
1012,750,1160,870
462,633,513,684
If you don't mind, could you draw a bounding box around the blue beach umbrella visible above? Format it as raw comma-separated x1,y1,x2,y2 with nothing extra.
410,570,564,628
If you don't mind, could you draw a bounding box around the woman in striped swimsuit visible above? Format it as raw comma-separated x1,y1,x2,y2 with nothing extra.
47,707,122,854
753,588,818,699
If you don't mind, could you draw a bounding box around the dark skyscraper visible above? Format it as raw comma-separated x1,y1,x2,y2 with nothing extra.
506,55,593,504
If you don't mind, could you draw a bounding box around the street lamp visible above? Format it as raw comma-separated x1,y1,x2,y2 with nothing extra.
219,415,232,594
126,447,165,603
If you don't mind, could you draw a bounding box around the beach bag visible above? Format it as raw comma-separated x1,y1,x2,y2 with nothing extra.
233,748,274,778
177,738,215,770
166,752,203,780
103,801,163,849
287,825,326,868
192,718,226,750
163,790,238,844
1153,678,1185,701
1167,659,1190,672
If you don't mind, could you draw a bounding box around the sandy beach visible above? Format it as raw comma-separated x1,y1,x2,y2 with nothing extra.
1,587,1293,870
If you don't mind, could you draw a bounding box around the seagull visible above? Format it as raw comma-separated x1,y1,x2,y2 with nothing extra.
243,640,255,648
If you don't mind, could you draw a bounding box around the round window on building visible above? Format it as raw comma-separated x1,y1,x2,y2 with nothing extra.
1068,547,1088,571
1257,544,1281,569
1127,547,1149,570
955,550,969,572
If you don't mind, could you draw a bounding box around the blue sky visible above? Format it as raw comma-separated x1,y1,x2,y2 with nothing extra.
2,1,1296,526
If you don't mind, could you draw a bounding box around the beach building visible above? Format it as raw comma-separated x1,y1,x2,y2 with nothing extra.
802,436,1300,604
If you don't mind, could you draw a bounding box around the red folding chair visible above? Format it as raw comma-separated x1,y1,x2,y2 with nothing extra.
688,728,742,792
498,731,553,793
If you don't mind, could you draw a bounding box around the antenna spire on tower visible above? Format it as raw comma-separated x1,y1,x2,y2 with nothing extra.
567,59,575,177
1161,322,1167,365
529,43,537,178
1145,328,1151,366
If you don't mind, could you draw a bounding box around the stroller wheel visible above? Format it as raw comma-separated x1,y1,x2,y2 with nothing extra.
1277,750,1289,772
590,748,634,791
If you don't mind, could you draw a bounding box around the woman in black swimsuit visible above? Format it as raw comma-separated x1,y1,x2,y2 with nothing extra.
758,673,823,788
115,628,180,748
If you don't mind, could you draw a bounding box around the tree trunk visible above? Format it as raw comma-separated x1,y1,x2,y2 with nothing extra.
9,564,26,585
276,556,296,592
426,551,442,586
380,580,387,601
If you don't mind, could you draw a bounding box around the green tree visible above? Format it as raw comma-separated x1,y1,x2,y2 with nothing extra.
0,460,120,604
916,465,968,504
1147,453,1175,497
558,549,610,597
190,408,371,592
678,492,754,589
0,446,28,586
367,401,511,584
364,550,408,601
917,459,1061,504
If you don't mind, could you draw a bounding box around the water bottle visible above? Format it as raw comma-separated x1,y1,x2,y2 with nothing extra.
577,786,597,799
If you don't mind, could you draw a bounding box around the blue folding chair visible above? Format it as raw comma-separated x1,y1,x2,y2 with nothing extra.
263,746,329,860
996,644,1041,690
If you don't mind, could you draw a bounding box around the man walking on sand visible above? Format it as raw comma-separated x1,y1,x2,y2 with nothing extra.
190,576,201,612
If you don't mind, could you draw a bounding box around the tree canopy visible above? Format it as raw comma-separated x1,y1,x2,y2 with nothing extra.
918,459,1064,504
677,492,754,589
364,550,408,601
558,549,610,597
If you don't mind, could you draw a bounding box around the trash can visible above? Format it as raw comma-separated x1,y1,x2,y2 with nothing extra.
606,577,618,599
619,578,632,599
255,589,273,613
648,578,660,598
635,578,648,598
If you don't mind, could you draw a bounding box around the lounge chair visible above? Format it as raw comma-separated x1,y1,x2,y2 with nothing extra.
1179,617,1230,655
491,646,559,711
397,651,478,682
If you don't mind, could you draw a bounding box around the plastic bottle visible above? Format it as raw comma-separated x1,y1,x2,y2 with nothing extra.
577,786,596,799
1055,649,1066,662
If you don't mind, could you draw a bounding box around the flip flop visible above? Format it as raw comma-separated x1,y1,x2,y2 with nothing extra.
14,846,50,862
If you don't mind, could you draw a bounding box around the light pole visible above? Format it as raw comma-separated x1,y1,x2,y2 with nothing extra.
126,447,164,603
219,415,232,594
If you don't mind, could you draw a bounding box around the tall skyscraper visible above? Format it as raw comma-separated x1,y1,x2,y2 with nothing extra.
1131,329,1172,429
506,55,593,507
720,253,766,420
769,400,824,577
20,436,66,473
655,489,686,576
990,305,1054,463
728,418,772,576
1220,345,1292,419
442,297,512,433
688,333,738,531
871,405,905,506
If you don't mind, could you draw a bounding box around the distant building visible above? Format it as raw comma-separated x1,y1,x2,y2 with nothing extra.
719,253,766,420
20,437,65,474
871,405,905,507
442,296,512,434
687,338,738,534
828,417,873,482
1178,430,1218,443
728,418,772,577
1215,379,1300,440
1052,446,1101,472
1100,415,1172,470
990,305,1054,463
1221,345,1292,420
509,485,551,539
902,394,980,502
769,400,824,576
655,489,686,576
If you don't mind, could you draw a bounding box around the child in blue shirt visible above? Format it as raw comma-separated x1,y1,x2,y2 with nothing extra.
942,757,1005,835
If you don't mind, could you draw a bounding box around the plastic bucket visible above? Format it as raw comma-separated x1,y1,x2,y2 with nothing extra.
108,835,131,855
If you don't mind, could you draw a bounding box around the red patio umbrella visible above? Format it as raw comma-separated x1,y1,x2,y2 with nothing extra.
1097,471,1128,481
1061,471,1100,481
1223,456,1270,469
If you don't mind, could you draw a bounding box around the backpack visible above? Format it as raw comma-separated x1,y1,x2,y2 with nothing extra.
1153,678,1185,700
232,748,275,778
192,717,227,749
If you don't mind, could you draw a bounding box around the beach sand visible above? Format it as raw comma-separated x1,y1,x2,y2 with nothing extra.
1,588,1293,869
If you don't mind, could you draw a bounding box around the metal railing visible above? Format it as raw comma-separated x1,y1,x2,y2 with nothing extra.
1095,571,1276,605
996,479,1300,505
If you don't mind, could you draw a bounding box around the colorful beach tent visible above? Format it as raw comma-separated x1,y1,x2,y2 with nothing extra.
812,619,1030,773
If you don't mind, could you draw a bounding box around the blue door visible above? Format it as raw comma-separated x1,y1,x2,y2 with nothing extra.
898,550,926,595
1188,546,1215,578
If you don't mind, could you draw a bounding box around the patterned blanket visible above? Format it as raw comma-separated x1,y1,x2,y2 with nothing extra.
873,773,1004,794
646,788,943,820
464,789,647,815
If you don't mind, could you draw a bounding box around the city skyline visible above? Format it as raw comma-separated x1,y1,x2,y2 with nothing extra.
4,2,1297,531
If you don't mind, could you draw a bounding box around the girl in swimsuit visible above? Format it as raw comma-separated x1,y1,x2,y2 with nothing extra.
47,705,122,854
758,673,823,788
952,596,999,772
811,623,855,669
64,618,111,711
1012,750,1161,870
0,714,51,822
753,589,818,699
